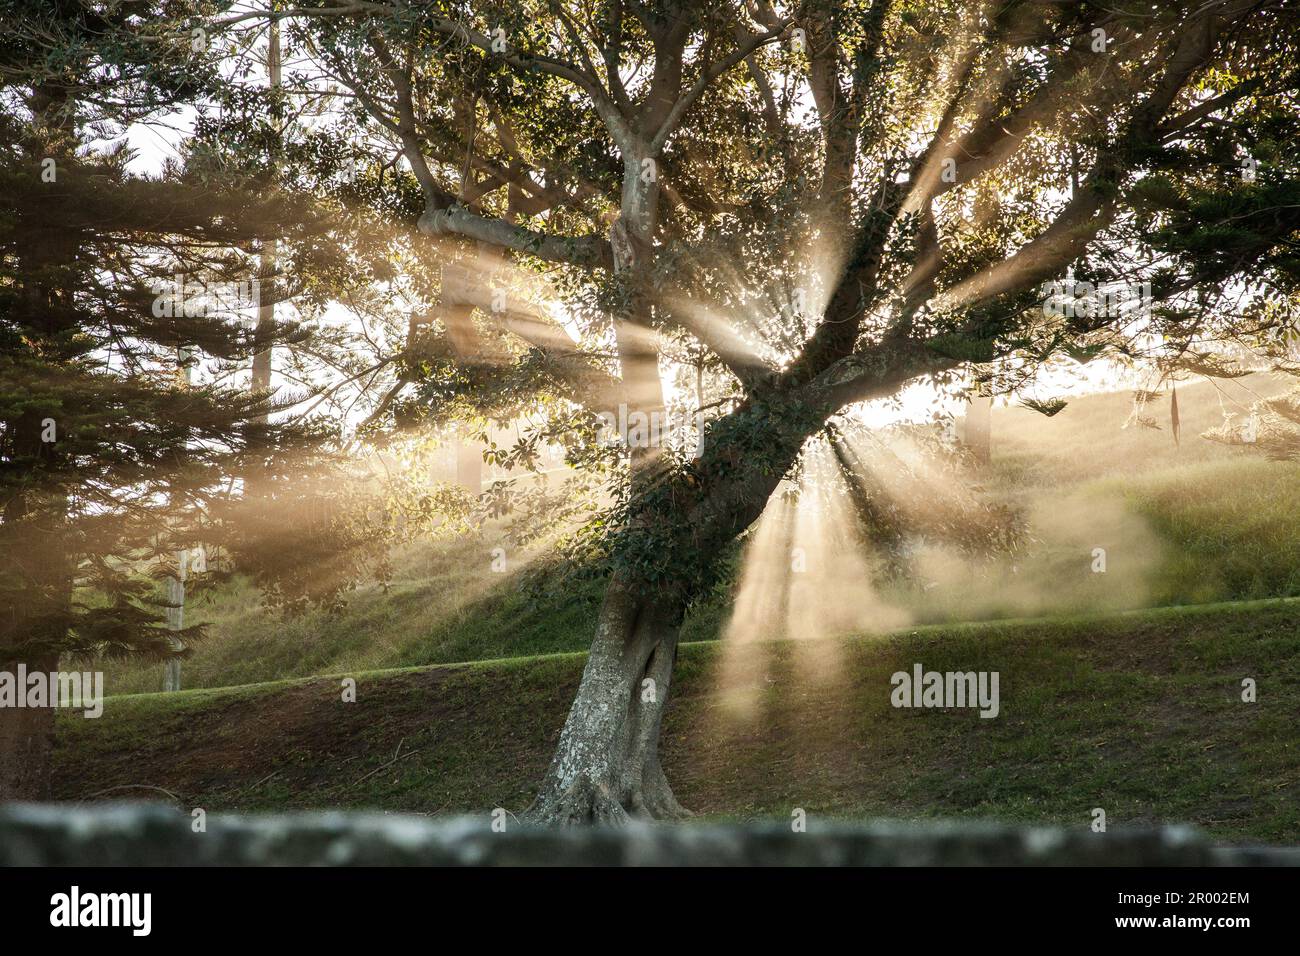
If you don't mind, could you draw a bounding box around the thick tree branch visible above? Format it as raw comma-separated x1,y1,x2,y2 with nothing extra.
360,37,612,270
647,20,790,154
417,206,612,270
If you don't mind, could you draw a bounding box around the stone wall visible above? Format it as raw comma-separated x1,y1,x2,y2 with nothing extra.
3,803,1298,866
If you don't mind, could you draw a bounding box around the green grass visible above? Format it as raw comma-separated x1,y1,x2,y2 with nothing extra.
104,453,1300,694
881,373,1300,624
55,598,1300,843
1119,458,1300,605
896,456,1300,624
99,535,613,695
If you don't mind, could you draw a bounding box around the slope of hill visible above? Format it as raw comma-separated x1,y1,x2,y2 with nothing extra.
992,371,1287,485
97,372,1299,695
56,599,1300,843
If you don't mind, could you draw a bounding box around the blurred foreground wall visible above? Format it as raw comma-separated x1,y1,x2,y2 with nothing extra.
1,804,1298,866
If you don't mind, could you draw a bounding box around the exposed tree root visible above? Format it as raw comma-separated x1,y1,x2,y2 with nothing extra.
638,761,694,821
528,776,631,826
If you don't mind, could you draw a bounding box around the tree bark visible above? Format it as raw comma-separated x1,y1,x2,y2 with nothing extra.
963,394,992,465
527,573,690,823
0,653,59,802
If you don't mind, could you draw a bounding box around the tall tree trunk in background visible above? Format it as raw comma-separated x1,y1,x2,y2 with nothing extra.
163,567,185,692
454,434,482,493
225,14,278,693
245,10,280,508
963,394,992,465
0,652,59,802
252,247,275,416
164,352,190,694
0,90,77,800
250,14,280,429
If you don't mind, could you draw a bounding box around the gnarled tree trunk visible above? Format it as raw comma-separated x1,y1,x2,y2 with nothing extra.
528,574,690,823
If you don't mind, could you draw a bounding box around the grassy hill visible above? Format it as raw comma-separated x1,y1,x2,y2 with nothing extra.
97,372,1300,696
993,371,1279,484
55,598,1300,843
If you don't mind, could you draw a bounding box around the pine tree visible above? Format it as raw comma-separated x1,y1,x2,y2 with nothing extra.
0,0,354,798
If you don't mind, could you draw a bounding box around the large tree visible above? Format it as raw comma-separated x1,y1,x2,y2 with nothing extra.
198,0,1300,822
